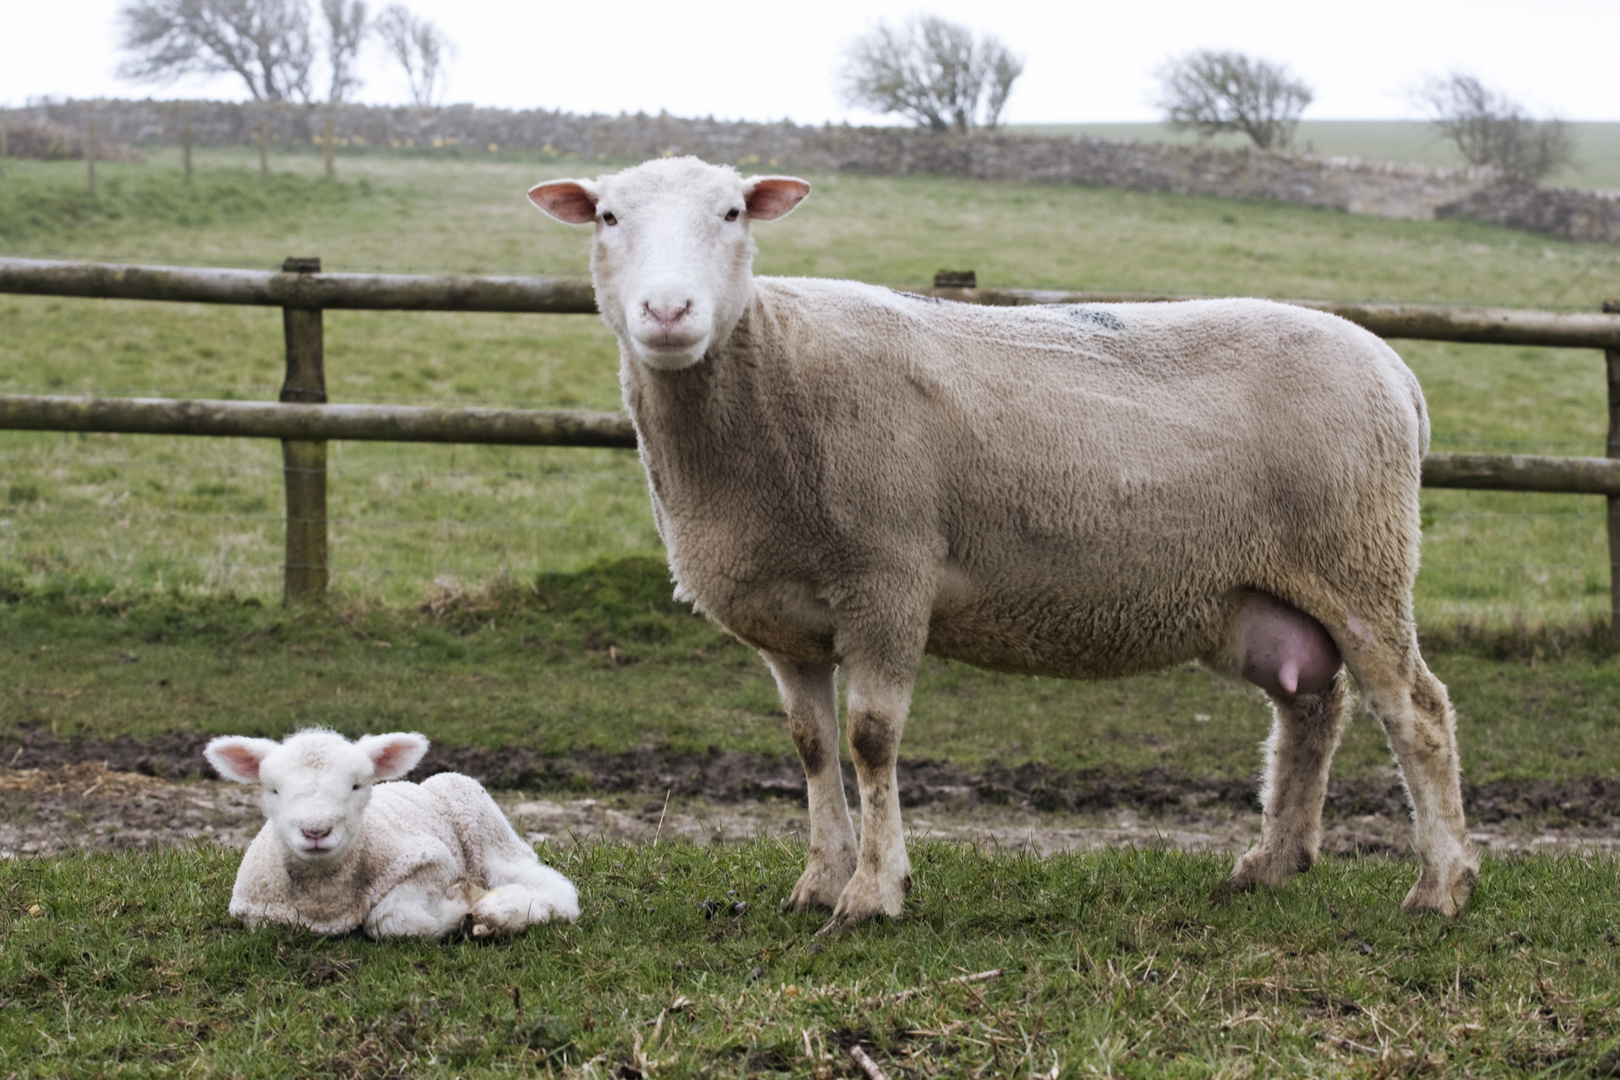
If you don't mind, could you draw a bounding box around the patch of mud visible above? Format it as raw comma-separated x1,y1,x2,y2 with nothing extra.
3,759,1619,863
5,727,1620,830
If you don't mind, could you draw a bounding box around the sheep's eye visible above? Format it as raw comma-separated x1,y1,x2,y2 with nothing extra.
352,783,361,791
725,208,740,222
269,788,278,795
601,211,618,226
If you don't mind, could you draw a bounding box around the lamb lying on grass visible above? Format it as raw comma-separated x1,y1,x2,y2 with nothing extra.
205,729,578,939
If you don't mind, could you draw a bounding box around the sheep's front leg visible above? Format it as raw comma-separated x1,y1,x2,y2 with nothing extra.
765,655,857,911
821,671,915,932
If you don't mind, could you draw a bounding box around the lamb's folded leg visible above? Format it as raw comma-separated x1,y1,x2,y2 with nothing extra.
363,879,473,940
467,863,580,937
464,795,580,937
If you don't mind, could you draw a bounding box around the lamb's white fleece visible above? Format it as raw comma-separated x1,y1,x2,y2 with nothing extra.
232,773,510,935
209,729,578,939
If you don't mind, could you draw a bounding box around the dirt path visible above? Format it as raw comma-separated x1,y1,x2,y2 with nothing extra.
5,761,1619,862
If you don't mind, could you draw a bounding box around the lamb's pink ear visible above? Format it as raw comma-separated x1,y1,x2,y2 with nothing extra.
205,736,280,784
356,732,430,781
527,179,600,224
743,176,810,221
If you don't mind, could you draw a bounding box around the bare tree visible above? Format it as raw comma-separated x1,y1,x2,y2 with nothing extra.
373,5,452,107
321,0,366,102
1154,49,1313,151
1413,73,1575,186
117,0,315,102
840,15,1024,133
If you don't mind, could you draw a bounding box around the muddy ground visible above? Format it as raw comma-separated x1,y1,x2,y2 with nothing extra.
5,729,1620,860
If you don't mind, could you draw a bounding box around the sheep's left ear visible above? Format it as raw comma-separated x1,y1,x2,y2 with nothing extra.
357,732,431,781
205,736,280,784
743,176,810,221
527,179,600,224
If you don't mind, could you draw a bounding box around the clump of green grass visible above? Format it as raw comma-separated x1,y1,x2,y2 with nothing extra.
2,839,1617,1078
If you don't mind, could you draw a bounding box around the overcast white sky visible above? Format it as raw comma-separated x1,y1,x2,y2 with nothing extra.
2,0,1616,124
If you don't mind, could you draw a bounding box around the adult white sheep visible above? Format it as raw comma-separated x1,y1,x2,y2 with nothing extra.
206,729,579,939
527,156,1477,928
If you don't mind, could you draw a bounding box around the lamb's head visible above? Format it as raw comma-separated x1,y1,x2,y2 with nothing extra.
206,729,429,865
527,157,809,371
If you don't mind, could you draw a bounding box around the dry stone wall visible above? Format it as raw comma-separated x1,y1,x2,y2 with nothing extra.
7,98,1618,244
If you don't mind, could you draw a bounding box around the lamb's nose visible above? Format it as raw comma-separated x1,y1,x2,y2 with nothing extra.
643,300,692,331
302,827,332,842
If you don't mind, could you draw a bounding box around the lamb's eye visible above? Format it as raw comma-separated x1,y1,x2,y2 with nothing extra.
352,783,361,791
601,211,618,226
270,788,278,795
725,208,740,222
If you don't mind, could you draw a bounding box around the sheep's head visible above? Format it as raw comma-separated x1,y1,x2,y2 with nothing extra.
527,157,809,371
206,729,429,866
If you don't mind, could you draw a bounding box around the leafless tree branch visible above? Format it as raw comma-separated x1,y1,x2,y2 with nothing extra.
321,0,366,103
373,4,452,108
840,15,1024,134
1154,49,1313,151
1412,73,1575,186
117,0,314,103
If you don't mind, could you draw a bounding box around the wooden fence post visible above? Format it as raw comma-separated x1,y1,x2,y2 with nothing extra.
86,119,97,195
281,257,328,603
182,118,193,184
1607,300,1620,642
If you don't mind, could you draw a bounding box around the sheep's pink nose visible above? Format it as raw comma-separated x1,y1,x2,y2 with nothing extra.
302,827,332,842
643,300,692,332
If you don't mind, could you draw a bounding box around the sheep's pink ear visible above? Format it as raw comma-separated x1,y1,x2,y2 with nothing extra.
356,732,430,781
527,179,600,224
205,736,280,784
743,176,810,221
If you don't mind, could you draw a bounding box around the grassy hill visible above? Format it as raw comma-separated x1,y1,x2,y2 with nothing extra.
1007,120,1620,191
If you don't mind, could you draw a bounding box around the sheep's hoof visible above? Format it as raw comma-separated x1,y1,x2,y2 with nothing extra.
815,870,907,933
461,914,511,941
1402,862,1478,917
1228,844,1313,894
782,858,856,914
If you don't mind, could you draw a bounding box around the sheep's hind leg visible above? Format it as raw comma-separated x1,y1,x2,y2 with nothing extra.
467,863,580,937
765,655,858,912
1357,650,1477,915
364,881,473,940
1227,672,1351,896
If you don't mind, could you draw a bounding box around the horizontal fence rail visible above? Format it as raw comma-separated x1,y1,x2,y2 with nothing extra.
0,257,598,313
0,394,1614,495
0,395,637,448
4,256,1620,627
6,257,1620,349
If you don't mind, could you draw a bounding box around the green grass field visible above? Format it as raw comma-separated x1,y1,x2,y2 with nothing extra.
1007,120,1620,191
4,841,1619,1078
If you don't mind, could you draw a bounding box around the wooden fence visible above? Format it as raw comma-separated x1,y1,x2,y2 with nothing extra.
3,256,1620,631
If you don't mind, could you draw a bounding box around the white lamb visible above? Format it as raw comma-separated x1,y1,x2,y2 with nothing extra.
206,729,579,939
526,156,1477,930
